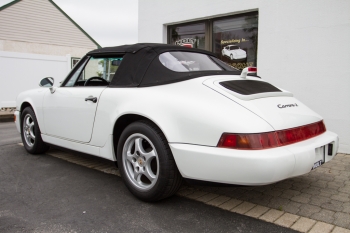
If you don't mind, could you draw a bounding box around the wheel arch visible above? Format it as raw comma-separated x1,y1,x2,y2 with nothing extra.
19,102,34,129
112,114,169,159
20,101,32,113
18,99,46,134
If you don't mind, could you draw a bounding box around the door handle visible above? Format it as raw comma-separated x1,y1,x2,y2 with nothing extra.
85,96,97,103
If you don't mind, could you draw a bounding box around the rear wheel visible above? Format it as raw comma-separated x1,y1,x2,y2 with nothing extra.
21,107,49,154
117,121,182,202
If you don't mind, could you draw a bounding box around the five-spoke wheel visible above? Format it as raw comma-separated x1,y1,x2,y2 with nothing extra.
122,134,159,191
117,120,182,202
23,114,36,147
21,107,49,154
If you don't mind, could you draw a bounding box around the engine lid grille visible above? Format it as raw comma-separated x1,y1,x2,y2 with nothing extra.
220,80,281,95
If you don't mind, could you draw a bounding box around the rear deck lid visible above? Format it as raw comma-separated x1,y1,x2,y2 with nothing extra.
203,76,322,130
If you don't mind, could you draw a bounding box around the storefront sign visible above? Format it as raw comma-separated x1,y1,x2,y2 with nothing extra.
175,38,197,48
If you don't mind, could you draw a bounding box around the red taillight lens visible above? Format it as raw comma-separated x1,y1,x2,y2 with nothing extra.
218,121,326,150
218,132,279,150
276,121,326,146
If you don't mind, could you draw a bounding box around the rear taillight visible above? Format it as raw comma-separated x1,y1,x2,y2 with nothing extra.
217,121,326,150
218,132,279,150
247,67,257,72
276,121,326,146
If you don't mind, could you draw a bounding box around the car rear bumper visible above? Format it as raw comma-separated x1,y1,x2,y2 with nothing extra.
169,131,339,185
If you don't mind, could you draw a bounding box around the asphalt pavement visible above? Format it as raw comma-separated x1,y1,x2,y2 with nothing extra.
0,122,21,146
0,122,297,233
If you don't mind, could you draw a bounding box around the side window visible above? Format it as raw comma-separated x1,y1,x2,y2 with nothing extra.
64,57,89,87
64,56,123,87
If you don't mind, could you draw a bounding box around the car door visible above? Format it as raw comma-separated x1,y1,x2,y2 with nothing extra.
42,56,122,143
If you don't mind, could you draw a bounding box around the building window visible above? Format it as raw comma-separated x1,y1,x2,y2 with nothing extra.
213,14,258,70
71,57,81,68
170,23,206,49
168,12,258,70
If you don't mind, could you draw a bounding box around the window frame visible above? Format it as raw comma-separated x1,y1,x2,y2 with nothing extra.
61,55,124,87
61,56,90,87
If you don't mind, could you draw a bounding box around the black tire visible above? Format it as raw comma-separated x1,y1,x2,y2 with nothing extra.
117,120,182,202
21,107,49,154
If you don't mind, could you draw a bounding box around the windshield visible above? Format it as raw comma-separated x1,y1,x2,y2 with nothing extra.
230,46,239,50
159,52,223,72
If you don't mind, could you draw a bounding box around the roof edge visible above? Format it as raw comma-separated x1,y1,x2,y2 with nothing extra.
0,0,101,48
0,0,21,11
49,0,101,48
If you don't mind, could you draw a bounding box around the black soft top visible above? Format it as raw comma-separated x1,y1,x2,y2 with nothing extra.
87,43,240,87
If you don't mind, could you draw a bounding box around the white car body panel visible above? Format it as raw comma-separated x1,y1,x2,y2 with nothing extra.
42,134,100,156
204,76,323,130
90,76,275,148
16,88,47,133
42,87,106,142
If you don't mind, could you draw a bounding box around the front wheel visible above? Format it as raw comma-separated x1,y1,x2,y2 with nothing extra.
117,121,182,202
21,107,49,154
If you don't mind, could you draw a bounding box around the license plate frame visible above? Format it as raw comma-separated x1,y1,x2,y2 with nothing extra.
312,146,325,170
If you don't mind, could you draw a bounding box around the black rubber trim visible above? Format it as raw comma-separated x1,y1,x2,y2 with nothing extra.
220,80,281,95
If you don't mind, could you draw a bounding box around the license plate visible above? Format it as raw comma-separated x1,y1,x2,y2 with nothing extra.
315,146,325,162
312,160,323,170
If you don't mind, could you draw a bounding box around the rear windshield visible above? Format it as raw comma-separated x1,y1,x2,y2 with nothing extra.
159,51,237,72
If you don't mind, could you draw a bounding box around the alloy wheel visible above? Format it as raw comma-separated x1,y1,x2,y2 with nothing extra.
122,133,159,191
23,114,35,147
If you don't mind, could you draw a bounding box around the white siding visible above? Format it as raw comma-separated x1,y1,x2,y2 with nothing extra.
0,39,93,57
0,0,97,49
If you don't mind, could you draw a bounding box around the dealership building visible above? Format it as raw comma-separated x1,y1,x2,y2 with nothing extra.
138,0,350,153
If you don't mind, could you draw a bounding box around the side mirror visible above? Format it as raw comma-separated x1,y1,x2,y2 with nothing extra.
39,77,56,93
39,77,54,87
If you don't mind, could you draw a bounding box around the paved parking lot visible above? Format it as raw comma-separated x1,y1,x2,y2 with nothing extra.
0,122,297,233
45,146,350,232
182,153,350,230
1,122,349,232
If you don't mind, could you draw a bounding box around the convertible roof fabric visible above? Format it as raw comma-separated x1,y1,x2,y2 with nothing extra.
87,43,240,87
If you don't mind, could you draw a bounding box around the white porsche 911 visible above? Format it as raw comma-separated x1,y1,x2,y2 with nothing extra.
222,44,247,60
15,43,338,201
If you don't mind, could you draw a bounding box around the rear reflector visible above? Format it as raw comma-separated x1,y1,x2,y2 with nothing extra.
248,67,257,72
218,121,326,150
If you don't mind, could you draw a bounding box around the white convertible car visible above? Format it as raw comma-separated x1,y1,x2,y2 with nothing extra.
222,44,247,60
15,43,338,201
